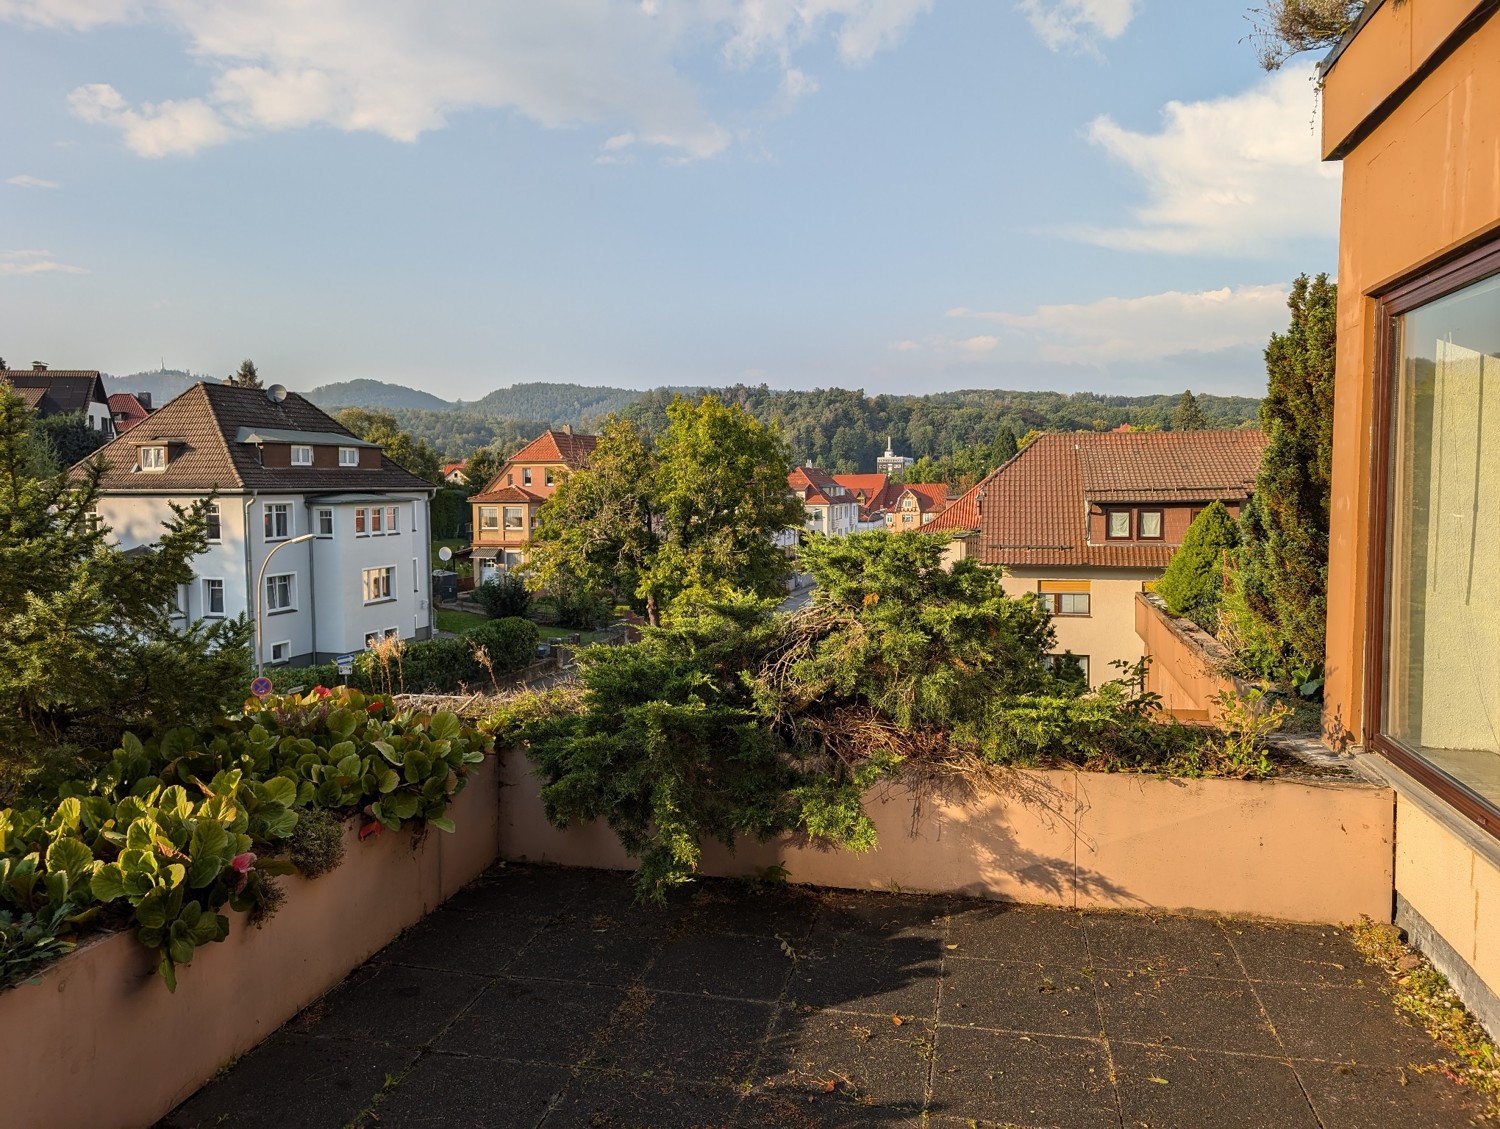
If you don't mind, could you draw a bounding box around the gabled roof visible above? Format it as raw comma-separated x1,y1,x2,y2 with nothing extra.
789,464,853,507
3,370,108,415
78,382,434,493
1076,429,1265,502
441,461,468,476
832,473,897,515
897,483,951,513
921,478,982,534
979,429,1267,569
476,428,598,495
107,393,152,433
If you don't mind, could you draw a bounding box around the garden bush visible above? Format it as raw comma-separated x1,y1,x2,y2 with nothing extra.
473,572,532,619
1154,501,1239,633
0,687,490,990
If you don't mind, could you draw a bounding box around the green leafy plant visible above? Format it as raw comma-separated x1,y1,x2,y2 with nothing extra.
473,572,532,619
1211,687,1290,778
1155,501,1239,634
1,903,77,987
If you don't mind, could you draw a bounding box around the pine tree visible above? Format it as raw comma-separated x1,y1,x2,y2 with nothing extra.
1155,501,1239,633
0,390,252,797
1171,390,1209,431
992,426,1019,466
227,358,262,388
1228,273,1337,677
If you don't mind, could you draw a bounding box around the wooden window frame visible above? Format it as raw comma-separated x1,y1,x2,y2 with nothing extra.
1364,235,1500,840
1137,510,1164,541
1105,510,1132,540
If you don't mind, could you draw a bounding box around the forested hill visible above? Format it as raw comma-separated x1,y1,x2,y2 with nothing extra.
466,382,693,423
305,379,452,411
102,369,205,403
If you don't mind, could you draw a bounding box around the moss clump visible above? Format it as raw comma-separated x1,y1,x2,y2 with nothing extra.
288,808,346,879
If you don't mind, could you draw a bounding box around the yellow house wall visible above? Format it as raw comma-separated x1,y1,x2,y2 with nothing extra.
1000,567,1162,688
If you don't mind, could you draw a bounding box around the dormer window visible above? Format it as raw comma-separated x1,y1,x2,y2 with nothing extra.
339,447,359,467
1138,510,1164,540
140,446,167,471
291,445,313,466
1106,511,1131,539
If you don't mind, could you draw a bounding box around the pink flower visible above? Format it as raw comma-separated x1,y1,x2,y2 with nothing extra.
313,685,333,699
230,852,257,874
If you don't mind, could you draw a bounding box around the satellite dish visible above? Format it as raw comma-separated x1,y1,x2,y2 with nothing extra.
266,384,288,403
438,547,453,562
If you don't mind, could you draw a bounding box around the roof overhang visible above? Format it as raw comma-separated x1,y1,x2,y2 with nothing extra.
306,492,427,504
235,427,378,447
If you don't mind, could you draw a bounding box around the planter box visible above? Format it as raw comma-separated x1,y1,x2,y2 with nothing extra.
498,747,1395,924
0,756,501,1129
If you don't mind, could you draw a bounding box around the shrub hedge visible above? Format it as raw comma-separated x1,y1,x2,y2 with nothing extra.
272,618,540,695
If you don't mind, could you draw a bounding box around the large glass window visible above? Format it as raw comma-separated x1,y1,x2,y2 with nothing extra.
263,504,291,541
1383,270,1500,811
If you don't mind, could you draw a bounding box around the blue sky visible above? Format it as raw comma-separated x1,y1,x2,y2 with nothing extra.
0,1,1340,399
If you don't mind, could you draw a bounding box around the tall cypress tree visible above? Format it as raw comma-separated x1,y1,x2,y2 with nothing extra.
1171,390,1209,431
1228,273,1337,677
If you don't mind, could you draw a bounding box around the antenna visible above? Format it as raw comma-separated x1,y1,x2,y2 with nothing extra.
266,384,288,403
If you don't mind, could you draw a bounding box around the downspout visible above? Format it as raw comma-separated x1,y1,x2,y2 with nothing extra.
243,494,257,640
305,500,318,662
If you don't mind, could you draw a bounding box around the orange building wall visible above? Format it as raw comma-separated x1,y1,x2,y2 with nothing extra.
1321,2,1500,748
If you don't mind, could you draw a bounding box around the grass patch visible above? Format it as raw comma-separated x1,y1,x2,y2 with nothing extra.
1350,916,1500,1115
435,609,488,635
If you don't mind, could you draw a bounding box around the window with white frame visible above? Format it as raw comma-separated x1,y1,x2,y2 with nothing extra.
339,446,359,467
205,502,221,543
203,578,225,617
371,507,384,534
316,508,334,537
264,503,292,541
362,566,395,603
355,508,367,535
140,446,167,471
503,506,524,531
270,641,290,664
479,506,499,531
545,468,555,487
291,445,313,466
385,505,399,533
265,573,295,612
522,468,533,486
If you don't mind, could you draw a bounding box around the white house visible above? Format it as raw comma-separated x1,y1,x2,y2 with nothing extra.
788,463,859,538
81,382,437,668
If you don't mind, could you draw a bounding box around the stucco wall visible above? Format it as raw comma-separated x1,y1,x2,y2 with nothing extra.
1001,567,1161,688
1133,592,1240,722
0,757,501,1129
498,748,1394,923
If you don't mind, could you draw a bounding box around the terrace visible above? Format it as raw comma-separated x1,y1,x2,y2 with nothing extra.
162,863,1484,1129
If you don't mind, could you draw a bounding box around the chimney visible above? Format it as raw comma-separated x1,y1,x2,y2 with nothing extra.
137,392,153,410
561,424,573,436
32,361,47,371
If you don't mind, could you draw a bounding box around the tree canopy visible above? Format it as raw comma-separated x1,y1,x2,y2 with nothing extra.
226,358,262,389
0,390,251,798
528,396,803,626
1171,390,1209,432
333,407,443,483
1155,501,1240,633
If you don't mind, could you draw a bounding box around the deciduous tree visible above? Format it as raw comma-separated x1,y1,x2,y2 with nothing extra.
334,407,443,483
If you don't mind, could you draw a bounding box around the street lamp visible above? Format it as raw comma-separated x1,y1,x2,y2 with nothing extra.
255,532,316,676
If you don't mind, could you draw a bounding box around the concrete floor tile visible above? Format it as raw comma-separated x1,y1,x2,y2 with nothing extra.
590,988,774,1085
1220,921,1374,988
1295,1059,1493,1129
1095,970,1279,1055
368,1051,567,1128
786,937,944,1019
758,1007,934,1110
644,932,797,1001
1112,1043,1319,1129
506,921,664,987
293,963,488,1047
941,957,1103,1037
946,900,1091,968
928,1027,1117,1129
1253,982,1447,1067
543,1072,740,1129
377,905,547,976
810,890,953,945
1083,912,1240,978
435,978,625,1065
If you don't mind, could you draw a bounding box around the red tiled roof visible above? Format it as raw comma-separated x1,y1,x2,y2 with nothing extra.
979,430,1267,569
477,428,597,494
901,483,951,513
789,465,853,507
441,460,468,475
108,393,151,433
922,479,982,533
470,485,544,503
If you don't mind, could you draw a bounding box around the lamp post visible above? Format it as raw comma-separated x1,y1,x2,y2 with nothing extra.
255,532,316,676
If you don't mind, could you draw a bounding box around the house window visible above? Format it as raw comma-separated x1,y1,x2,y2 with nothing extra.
1045,653,1090,683
339,446,359,466
503,506,525,532
140,446,167,471
1106,511,1131,539
203,578,225,617
205,502,221,543
1039,580,1091,617
1138,510,1164,540
479,506,499,531
86,509,103,532
502,550,524,570
522,468,532,486
386,506,399,533
365,632,379,649
291,445,313,466
316,508,334,537
265,573,295,613
264,504,291,541
362,566,395,604
355,508,367,535
545,468,555,487
1376,260,1500,818
371,507,384,534
270,641,290,664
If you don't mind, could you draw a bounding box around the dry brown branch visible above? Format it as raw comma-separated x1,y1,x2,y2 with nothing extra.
1247,0,1364,70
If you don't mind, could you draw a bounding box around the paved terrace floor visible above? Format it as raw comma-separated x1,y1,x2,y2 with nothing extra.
164,864,1489,1129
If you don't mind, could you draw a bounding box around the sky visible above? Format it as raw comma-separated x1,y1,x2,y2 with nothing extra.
0,1,1341,400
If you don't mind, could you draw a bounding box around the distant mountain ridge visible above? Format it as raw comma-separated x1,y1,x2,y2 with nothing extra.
304,379,452,412
101,369,207,404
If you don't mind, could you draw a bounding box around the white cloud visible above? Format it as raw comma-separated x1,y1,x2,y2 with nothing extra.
1017,0,1135,52
1070,64,1340,255
948,283,1290,364
6,174,60,188
888,339,922,351
0,248,88,276
69,83,232,157
958,334,999,353
5,0,934,159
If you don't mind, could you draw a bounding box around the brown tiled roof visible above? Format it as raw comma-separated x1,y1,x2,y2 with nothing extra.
470,485,543,504
78,383,434,494
922,479,982,533
900,483,951,513
789,464,852,507
3,370,108,415
1077,429,1265,502
108,393,151,433
14,386,51,412
477,428,598,494
979,430,1267,570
